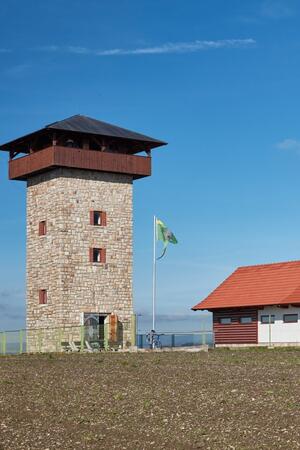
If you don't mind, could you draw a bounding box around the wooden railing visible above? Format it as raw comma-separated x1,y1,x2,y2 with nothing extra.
9,146,151,180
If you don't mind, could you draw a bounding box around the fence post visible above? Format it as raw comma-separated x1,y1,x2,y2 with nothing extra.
104,322,109,350
131,314,136,347
59,327,63,352
55,329,59,352
38,329,42,352
268,314,272,348
80,325,84,352
19,329,23,354
1,332,6,355
171,334,175,348
138,334,143,349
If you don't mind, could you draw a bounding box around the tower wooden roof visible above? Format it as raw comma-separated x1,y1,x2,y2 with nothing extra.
0,114,166,155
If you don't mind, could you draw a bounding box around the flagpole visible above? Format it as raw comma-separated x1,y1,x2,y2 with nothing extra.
152,215,157,331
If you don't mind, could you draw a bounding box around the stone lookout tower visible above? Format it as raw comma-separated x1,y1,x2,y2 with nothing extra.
0,115,166,349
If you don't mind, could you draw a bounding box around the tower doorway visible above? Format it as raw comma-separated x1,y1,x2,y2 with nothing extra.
83,313,107,347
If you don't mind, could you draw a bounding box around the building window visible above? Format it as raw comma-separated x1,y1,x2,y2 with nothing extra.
261,315,275,324
283,314,298,323
90,248,106,264
38,221,47,236
219,317,231,324
90,211,107,226
39,289,47,305
240,317,253,324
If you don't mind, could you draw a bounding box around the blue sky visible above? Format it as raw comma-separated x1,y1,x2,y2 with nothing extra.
1,0,300,332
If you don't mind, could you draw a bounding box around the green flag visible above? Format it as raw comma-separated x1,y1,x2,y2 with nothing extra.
156,218,178,259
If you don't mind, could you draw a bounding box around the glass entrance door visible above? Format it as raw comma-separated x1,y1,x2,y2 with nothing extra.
84,313,106,347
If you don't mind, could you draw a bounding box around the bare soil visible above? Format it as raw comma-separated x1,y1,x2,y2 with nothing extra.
0,349,300,449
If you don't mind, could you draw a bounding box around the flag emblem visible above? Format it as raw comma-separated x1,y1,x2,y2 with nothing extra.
156,218,178,259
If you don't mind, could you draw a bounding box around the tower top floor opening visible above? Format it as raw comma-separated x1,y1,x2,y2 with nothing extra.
0,114,166,159
0,115,167,181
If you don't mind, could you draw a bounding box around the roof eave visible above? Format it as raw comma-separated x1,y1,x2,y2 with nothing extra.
0,129,46,152
192,300,300,311
0,128,167,153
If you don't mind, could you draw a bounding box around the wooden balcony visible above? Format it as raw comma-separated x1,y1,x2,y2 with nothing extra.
9,146,151,181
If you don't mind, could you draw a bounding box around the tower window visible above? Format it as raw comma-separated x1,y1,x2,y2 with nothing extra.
90,248,106,263
90,211,107,226
39,289,47,305
39,221,47,236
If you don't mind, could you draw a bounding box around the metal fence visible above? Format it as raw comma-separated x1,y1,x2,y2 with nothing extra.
0,326,214,355
0,322,131,355
137,331,214,349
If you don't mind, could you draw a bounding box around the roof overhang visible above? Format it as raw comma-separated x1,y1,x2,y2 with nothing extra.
0,115,167,155
192,301,300,311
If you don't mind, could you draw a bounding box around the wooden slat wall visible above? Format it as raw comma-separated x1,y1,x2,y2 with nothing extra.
213,308,258,344
9,146,151,180
9,147,55,180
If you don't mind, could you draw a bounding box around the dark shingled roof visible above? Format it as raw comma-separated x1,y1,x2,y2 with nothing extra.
45,115,166,144
0,114,167,153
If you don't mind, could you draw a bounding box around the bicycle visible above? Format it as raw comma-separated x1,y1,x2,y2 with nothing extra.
146,330,163,349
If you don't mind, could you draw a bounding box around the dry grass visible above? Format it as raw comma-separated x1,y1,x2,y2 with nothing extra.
0,349,300,449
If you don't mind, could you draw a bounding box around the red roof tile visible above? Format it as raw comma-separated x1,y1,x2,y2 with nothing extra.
192,260,300,310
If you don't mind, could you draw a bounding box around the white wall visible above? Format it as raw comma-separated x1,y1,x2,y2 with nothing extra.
258,306,300,343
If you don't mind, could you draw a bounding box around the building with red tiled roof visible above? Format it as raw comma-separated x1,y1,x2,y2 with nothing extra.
192,260,300,346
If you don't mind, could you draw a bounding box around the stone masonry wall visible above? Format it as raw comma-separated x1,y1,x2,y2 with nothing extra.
26,168,133,349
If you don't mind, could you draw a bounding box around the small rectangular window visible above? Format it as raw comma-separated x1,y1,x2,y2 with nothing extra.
283,314,298,323
93,248,101,263
90,211,107,226
90,248,106,263
219,317,231,324
240,317,253,324
39,289,47,305
261,315,275,324
39,221,47,236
